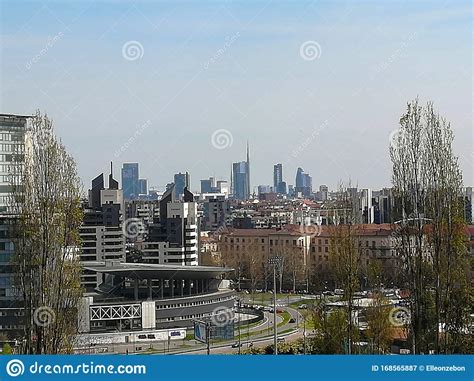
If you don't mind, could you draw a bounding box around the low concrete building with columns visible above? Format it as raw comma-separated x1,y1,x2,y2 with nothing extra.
78,261,234,333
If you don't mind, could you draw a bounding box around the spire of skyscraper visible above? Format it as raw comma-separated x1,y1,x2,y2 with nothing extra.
246,140,250,198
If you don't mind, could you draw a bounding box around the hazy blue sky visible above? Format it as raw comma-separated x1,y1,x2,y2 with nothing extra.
1,0,472,193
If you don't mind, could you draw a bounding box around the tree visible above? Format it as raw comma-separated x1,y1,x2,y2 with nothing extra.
10,111,83,354
365,293,393,353
328,182,360,354
390,98,469,354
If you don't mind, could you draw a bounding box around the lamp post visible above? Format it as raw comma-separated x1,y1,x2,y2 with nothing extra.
268,255,282,355
237,298,241,355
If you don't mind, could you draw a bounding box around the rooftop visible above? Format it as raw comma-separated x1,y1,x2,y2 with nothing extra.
83,261,233,279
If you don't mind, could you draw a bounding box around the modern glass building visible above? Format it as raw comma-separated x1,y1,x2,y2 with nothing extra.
121,163,139,200
173,172,189,199
232,161,249,200
0,114,29,336
295,167,312,197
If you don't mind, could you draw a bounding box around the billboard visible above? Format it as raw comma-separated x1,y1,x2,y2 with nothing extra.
194,321,207,343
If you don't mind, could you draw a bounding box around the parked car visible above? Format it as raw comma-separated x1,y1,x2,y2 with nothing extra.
231,342,243,348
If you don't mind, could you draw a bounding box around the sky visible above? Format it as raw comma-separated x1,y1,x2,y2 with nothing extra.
0,0,472,193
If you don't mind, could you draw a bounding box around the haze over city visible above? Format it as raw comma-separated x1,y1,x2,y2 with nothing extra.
1,1,471,191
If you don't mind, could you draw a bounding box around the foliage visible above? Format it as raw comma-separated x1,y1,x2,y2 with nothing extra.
10,110,83,354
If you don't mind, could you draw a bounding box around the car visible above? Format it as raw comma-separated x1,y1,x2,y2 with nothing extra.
289,318,296,323
231,342,243,348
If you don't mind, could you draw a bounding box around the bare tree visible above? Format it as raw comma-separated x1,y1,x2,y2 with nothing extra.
10,111,83,354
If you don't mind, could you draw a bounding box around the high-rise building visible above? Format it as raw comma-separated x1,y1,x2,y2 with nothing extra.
121,163,139,200
174,172,190,199
138,178,148,196
273,163,283,193
200,177,215,194
0,114,29,337
360,188,375,224
81,167,125,291
231,143,250,200
202,195,231,231
143,185,199,265
295,167,312,197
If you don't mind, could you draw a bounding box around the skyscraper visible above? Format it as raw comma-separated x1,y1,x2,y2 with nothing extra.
138,178,148,196
121,163,139,200
274,163,282,190
295,167,312,197
174,172,190,199
231,143,250,200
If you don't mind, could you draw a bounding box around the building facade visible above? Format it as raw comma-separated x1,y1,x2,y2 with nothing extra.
121,163,139,200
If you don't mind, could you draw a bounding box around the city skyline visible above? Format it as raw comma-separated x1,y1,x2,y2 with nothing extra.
0,1,471,191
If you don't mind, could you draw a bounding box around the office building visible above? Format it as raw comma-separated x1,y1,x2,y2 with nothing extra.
121,163,139,200
231,143,250,200
174,172,190,200
202,196,231,231
80,167,126,291
0,114,29,337
142,185,199,266
138,178,148,196
295,167,312,197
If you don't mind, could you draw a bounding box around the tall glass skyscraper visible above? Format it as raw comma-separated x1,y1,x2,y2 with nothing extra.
231,143,250,200
121,163,139,200
174,172,190,199
295,167,312,197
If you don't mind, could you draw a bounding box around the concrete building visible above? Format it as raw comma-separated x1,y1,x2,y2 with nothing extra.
80,169,126,291
202,196,231,231
78,262,234,333
141,185,199,266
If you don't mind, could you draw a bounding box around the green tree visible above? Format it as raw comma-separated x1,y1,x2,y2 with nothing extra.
390,99,469,353
365,293,393,353
10,111,83,354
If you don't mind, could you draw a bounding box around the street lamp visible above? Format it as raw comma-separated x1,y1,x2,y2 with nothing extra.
268,255,282,355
